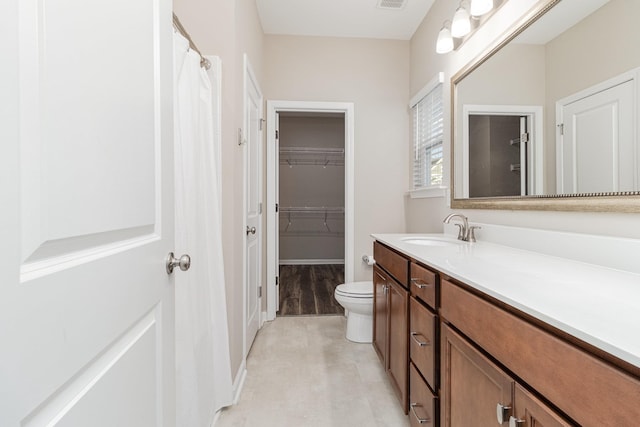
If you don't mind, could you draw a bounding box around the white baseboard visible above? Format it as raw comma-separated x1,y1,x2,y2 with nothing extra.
232,360,247,405
279,259,345,265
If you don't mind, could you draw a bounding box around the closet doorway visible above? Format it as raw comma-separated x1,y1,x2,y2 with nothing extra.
266,101,354,320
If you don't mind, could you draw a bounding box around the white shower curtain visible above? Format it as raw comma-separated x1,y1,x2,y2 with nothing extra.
173,32,233,426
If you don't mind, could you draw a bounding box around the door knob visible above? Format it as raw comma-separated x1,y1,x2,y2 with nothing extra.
166,252,191,274
246,226,256,235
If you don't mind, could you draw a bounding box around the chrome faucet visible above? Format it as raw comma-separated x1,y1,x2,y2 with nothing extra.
443,213,480,242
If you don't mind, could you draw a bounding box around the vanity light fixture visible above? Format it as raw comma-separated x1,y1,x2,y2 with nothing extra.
451,2,471,38
436,21,454,54
470,0,494,17
436,0,503,54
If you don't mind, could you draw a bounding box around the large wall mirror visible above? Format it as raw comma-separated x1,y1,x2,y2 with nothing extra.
451,0,640,212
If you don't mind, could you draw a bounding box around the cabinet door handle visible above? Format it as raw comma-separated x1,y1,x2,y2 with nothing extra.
411,278,432,289
509,416,524,427
496,403,511,424
410,332,430,347
410,403,430,424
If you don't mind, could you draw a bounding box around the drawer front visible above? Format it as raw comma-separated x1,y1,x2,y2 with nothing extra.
374,242,409,286
441,279,640,427
409,362,437,427
410,263,437,309
409,296,437,389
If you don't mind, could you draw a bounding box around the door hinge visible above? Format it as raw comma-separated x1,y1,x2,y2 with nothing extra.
258,286,262,298
259,118,265,131
521,132,529,144
237,128,244,145
259,202,263,214
275,203,279,213
275,129,279,139
558,123,564,136
275,276,279,285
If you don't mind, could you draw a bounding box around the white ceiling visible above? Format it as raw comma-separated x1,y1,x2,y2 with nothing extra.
255,0,435,41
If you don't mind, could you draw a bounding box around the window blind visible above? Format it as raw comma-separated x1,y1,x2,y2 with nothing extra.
412,83,443,189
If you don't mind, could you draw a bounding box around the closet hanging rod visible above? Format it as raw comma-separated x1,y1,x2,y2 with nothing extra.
173,13,211,70
279,147,345,155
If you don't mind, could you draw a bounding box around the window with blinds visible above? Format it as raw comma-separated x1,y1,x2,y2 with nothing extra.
411,82,443,189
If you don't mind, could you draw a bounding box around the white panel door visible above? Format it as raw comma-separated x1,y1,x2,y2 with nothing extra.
558,80,635,193
244,57,263,356
0,0,176,426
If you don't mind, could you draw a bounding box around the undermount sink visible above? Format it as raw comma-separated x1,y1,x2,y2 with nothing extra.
400,236,462,247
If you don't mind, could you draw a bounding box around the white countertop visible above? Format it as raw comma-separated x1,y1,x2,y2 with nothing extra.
372,233,640,369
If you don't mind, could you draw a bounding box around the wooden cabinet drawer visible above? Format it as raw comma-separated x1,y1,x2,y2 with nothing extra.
410,262,437,309
441,279,640,427
409,296,437,390
374,242,409,286
409,362,437,427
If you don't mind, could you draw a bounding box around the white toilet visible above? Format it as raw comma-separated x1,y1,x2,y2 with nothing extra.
334,281,374,343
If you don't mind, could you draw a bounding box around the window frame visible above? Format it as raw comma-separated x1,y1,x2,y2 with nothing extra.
409,72,447,199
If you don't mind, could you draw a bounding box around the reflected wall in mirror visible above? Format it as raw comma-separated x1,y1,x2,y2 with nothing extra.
452,0,640,211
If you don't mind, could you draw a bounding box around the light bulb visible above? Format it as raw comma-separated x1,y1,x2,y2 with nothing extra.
436,24,454,54
470,0,493,17
451,6,471,38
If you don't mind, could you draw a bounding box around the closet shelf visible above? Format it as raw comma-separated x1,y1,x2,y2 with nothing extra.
279,146,344,167
280,231,345,237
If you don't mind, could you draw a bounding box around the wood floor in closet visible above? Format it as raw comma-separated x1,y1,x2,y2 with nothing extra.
278,264,345,316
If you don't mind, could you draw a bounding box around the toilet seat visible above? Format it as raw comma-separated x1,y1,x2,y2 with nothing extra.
335,281,373,298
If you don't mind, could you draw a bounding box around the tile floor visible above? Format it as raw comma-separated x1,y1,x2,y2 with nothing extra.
215,316,410,427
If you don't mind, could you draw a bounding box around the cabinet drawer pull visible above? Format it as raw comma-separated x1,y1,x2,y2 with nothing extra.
410,403,430,424
411,278,432,289
410,332,430,347
509,416,524,427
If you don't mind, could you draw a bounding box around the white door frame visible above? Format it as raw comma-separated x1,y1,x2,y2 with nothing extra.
462,104,544,197
266,100,355,321
242,54,263,358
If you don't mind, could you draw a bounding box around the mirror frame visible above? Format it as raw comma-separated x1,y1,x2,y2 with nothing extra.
450,0,640,213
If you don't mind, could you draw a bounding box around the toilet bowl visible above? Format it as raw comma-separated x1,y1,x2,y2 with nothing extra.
334,281,374,343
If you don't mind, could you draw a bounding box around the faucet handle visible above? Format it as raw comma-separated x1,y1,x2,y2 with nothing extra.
468,226,482,242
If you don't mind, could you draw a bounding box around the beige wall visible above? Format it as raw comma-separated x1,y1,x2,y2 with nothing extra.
407,0,640,236
545,0,640,104
264,35,411,281
172,0,264,383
